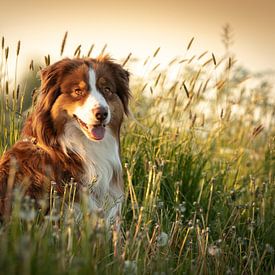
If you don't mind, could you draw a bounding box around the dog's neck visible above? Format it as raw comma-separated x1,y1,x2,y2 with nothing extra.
59,121,124,225
59,121,122,202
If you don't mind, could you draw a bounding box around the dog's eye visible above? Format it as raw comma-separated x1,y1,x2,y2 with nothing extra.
74,88,83,96
104,87,112,94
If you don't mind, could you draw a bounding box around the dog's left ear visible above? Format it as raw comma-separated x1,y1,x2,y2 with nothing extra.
112,63,131,115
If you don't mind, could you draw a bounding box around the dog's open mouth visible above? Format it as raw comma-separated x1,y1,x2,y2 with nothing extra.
73,115,106,140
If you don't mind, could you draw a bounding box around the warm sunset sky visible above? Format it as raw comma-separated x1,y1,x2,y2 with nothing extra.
1,0,275,75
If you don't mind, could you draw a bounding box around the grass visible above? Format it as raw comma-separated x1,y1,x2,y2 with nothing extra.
0,33,274,274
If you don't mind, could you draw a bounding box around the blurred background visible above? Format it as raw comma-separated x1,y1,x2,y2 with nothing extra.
1,0,274,78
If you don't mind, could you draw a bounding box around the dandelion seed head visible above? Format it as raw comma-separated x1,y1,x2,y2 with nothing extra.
265,243,274,254
19,207,36,222
157,200,164,209
208,245,221,256
157,232,168,247
178,203,186,213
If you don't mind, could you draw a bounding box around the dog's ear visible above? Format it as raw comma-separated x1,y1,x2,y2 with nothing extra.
31,61,64,149
108,61,131,115
39,62,62,111
113,64,131,115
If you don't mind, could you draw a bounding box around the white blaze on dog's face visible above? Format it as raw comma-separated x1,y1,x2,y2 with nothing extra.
73,68,111,141
48,57,130,142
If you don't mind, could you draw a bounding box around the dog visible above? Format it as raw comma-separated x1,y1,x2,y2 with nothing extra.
0,56,130,225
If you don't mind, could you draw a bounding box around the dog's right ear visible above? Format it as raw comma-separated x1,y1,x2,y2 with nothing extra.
32,61,64,149
40,65,54,88
39,63,61,111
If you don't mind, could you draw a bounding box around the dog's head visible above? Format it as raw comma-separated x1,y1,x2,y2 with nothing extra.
30,56,130,147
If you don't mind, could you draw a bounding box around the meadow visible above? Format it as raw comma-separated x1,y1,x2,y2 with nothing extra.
0,32,274,274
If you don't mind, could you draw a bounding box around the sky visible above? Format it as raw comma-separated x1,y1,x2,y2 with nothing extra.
1,0,275,77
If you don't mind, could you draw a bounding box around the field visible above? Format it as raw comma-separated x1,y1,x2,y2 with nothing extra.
0,34,274,274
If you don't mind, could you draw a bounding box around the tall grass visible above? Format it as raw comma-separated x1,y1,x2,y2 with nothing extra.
0,33,274,274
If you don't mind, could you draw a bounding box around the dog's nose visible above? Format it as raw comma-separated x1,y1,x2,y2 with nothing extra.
93,106,108,122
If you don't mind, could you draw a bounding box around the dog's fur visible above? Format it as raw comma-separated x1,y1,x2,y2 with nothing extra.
0,56,130,224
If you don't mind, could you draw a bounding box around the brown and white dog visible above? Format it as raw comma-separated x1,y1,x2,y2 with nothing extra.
0,56,130,224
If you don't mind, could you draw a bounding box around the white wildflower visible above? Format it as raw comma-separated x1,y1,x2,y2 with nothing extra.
157,232,168,247
265,243,274,254
19,208,36,222
208,245,221,256
179,203,186,213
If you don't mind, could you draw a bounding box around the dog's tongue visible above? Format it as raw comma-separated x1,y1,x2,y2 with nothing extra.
91,125,105,140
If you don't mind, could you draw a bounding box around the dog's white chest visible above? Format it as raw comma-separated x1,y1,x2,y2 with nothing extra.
82,130,122,202
61,122,121,197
